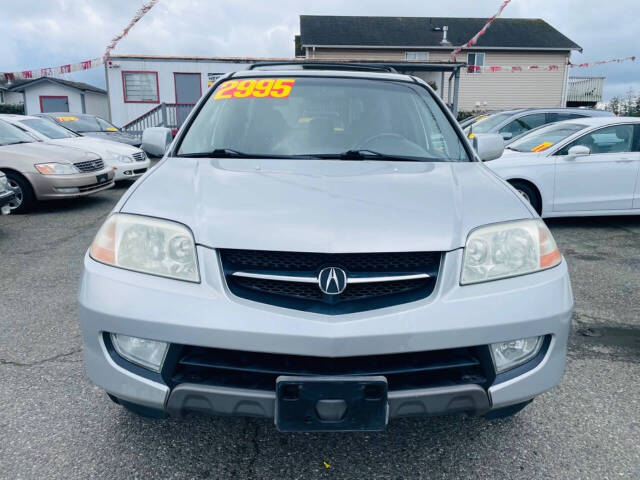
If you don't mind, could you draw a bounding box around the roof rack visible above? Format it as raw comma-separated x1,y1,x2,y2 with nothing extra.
248,62,398,73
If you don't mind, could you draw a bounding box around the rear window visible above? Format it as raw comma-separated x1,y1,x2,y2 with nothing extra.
177,76,469,162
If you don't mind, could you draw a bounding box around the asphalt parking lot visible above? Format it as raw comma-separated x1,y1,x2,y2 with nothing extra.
0,183,638,479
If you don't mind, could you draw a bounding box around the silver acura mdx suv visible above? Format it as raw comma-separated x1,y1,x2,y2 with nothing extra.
79,66,573,431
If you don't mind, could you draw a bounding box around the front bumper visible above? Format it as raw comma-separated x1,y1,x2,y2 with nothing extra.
0,188,16,213
112,159,151,181
79,247,573,418
25,168,115,200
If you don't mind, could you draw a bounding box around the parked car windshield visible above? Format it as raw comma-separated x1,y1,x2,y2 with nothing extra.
52,115,120,133
508,123,587,153
0,119,37,146
466,112,513,134
178,76,470,161
21,118,78,139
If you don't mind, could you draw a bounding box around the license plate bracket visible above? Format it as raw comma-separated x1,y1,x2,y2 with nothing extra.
275,376,388,432
96,173,109,184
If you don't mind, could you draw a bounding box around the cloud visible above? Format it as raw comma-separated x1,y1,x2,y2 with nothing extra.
1,0,638,99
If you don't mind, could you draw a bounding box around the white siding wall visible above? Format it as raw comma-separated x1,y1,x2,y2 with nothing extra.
106,58,253,127
308,48,570,111
84,91,109,118
22,83,84,115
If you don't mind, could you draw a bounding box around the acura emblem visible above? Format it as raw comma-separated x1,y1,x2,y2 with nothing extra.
318,267,348,295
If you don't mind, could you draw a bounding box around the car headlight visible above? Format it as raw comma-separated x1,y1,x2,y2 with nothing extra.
34,162,79,175
461,219,561,285
110,333,169,372
108,151,133,163
90,213,200,282
491,336,545,373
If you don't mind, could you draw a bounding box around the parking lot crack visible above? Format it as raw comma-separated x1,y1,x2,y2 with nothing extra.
0,348,82,368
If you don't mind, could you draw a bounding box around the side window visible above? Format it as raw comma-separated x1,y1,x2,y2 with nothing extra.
499,113,546,137
556,125,635,155
547,113,586,122
467,53,485,74
634,124,640,152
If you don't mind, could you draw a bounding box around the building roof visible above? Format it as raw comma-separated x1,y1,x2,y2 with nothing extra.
299,16,582,51
6,77,106,94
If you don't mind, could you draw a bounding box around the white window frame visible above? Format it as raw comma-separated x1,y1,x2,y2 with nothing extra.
406,52,429,61
467,52,485,74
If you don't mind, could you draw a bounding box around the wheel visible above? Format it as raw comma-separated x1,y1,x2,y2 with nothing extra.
4,171,35,214
509,180,541,215
109,395,168,419
484,400,532,420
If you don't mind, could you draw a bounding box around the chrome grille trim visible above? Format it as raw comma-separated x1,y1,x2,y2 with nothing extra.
231,271,431,284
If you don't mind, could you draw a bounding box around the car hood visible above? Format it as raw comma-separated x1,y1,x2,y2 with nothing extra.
81,131,141,146
121,158,532,252
49,137,142,155
0,141,100,164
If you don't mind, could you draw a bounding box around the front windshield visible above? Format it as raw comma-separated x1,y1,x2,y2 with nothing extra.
178,77,469,161
21,118,77,139
466,113,512,134
508,123,587,153
54,115,119,133
0,120,37,146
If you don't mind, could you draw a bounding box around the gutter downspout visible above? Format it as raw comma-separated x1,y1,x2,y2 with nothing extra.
561,52,570,107
104,61,112,123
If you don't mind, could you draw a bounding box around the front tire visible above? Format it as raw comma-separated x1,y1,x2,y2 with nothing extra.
108,394,168,419
4,171,35,214
509,180,541,215
484,400,532,420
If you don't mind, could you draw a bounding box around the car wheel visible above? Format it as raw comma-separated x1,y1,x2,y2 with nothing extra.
111,396,168,419
5,172,35,214
484,400,532,420
509,180,541,215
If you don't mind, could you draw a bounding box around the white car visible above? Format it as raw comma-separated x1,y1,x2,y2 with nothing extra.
485,117,640,217
0,115,151,181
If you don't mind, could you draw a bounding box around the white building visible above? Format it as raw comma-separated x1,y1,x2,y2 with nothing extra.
2,77,108,117
104,55,279,128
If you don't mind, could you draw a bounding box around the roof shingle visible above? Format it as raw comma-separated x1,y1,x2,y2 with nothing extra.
300,16,581,51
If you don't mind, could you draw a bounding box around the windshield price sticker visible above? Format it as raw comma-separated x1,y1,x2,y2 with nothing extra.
213,78,296,100
531,142,553,152
57,116,78,122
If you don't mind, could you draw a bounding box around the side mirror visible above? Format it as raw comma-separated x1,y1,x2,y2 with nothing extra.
501,132,513,140
567,145,590,158
472,133,505,161
142,127,173,157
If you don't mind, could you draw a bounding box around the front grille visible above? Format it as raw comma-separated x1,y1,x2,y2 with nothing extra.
169,345,492,392
220,249,441,314
74,158,104,172
78,180,113,192
133,168,147,174
132,151,147,162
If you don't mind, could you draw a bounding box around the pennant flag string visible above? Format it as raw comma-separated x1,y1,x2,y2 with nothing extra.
0,0,159,83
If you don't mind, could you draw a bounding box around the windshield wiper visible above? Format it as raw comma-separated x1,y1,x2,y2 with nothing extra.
177,148,308,159
311,150,441,162
3,141,33,146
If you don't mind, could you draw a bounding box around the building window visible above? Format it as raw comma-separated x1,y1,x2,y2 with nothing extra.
406,52,429,61
122,71,159,103
467,53,485,73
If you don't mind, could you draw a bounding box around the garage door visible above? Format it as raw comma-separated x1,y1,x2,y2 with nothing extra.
40,96,69,113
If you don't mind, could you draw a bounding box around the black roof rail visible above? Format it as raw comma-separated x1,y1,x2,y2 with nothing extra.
248,62,398,73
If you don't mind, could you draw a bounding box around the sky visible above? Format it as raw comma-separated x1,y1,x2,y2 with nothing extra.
1,0,638,101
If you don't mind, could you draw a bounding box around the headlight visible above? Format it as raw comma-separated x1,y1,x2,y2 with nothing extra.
90,213,200,282
491,336,545,373
108,151,133,163
461,219,561,285
34,162,79,175
110,333,169,372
